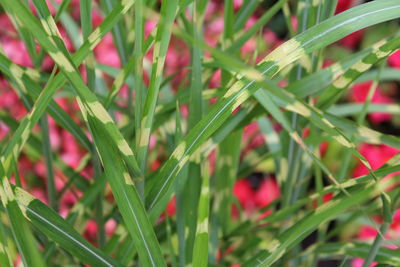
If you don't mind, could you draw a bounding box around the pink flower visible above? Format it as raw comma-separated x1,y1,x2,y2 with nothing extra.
233,175,280,217
388,50,400,69
352,258,377,267
243,122,264,153
233,0,243,10
84,220,97,243
349,81,394,124
94,33,120,67
352,143,400,177
339,29,364,50
336,0,356,14
145,20,157,39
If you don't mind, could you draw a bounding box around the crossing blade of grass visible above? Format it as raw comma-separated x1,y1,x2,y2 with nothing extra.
313,242,400,265
209,128,242,263
182,1,208,264
3,2,143,181
0,210,13,267
328,103,400,117
43,175,107,260
254,158,400,226
192,161,210,267
133,0,145,149
0,0,137,179
146,0,400,220
85,115,165,266
0,52,92,150
317,36,400,110
136,0,179,172
357,67,400,83
253,89,346,192
0,0,166,265
13,185,122,267
241,180,391,266
0,173,45,267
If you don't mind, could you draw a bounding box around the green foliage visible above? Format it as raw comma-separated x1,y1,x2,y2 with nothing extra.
0,0,399,266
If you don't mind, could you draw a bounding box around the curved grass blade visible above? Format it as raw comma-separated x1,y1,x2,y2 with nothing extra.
0,0,137,179
146,0,400,220
0,0,166,265
136,0,179,171
313,242,400,265
192,162,210,267
13,186,122,267
0,52,92,151
85,115,165,266
0,175,45,267
317,37,400,110
242,180,390,266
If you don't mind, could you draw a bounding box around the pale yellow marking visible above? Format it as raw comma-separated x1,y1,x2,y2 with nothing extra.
201,185,209,196
118,139,134,156
264,39,305,70
334,135,352,148
223,80,245,99
25,68,40,81
196,218,208,234
231,89,251,112
358,127,381,144
189,150,202,164
178,155,189,169
297,1,306,11
321,117,335,128
241,68,264,82
14,187,35,207
13,145,19,160
299,56,312,73
173,142,187,159
9,64,25,91
88,27,102,50
121,0,134,13
41,17,53,36
9,64,23,80
156,55,166,76
331,63,345,78
333,76,351,88
278,158,288,182
49,51,75,72
1,178,15,204
123,172,134,185
21,123,31,143
266,239,281,253
287,101,311,117
139,128,151,147
87,101,113,123
312,0,320,5
353,61,371,72
76,97,88,121
375,49,390,58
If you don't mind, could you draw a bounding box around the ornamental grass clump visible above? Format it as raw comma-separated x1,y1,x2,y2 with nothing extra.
0,0,400,266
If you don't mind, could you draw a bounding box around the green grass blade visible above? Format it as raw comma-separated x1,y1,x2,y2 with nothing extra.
242,181,388,266
146,0,400,219
136,0,179,171
192,161,210,267
14,186,122,267
0,176,45,267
